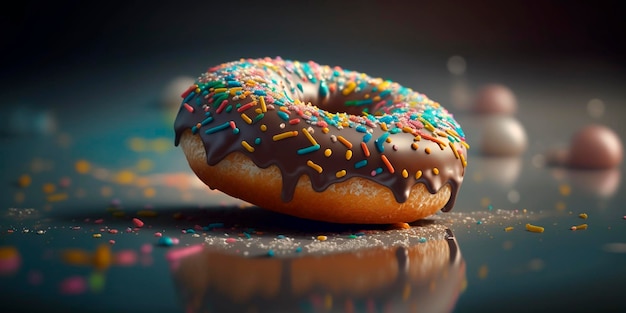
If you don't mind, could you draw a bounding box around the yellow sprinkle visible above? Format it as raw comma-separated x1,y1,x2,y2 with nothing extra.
307,160,323,173
273,131,298,141
46,193,68,202
414,135,421,141
241,141,255,152
18,174,31,188
504,226,514,232
402,169,408,178
75,160,91,174
335,170,346,178
415,170,422,179
114,170,136,185
381,122,388,131
137,210,158,217
572,223,588,230
92,233,102,238
425,147,431,154
377,80,390,91
579,213,588,219
316,235,328,241
432,168,439,175
459,152,467,167
260,124,267,131
302,128,318,146
424,123,435,132
525,223,544,233
143,187,156,198
322,127,329,134
342,81,356,95
450,142,460,159
259,96,267,112
42,183,56,194
345,150,353,160
213,88,227,93
240,113,252,124
461,141,470,149
336,136,353,149
402,126,414,133
324,149,332,157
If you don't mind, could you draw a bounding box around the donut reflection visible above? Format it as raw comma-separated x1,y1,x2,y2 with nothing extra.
169,229,465,313
551,168,621,198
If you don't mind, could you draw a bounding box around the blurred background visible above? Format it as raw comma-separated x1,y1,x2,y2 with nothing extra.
1,1,625,313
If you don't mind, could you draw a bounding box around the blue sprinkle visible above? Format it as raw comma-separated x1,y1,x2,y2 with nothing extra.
488,205,493,211
297,144,321,155
379,90,391,98
243,232,251,239
205,122,230,134
207,222,224,229
418,237,427,243
295,247,303,253
267,249,275,257
277,111,290,121
375,132,390,152
183,91,195,104
186,228,196,234
363,133,372,143
319,80,329,97
255,137,261,145
158,236,174,247
227,81,242,87
297,83,303,93
355,232,365,237
253,90,266,96
355,160,368,169
477,221,483,225
201,116,214,126
232,128,240,134
277,235,286,239
191,125,199,134
356,125,367,133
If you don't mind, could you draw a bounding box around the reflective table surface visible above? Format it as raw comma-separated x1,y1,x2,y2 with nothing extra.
1,48,625,313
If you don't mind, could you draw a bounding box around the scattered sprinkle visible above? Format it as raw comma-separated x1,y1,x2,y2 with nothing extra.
525,223,544,233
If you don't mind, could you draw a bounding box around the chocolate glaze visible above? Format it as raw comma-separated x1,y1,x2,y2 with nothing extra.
174,57,468,212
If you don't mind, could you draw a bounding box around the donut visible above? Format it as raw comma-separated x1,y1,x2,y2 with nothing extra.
174,57,469,223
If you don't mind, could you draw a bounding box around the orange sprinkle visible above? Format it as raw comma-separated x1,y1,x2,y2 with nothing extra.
432,168,439,175
322,127,330,134
381,154,395,173
336,136,353,149
260,124,267,131
411,142,419,150
425,147,431,154
360,142,370,157
324,149,332,157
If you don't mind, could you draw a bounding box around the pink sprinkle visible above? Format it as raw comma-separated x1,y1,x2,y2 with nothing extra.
140,243,153,254
115,250,138,266
165,244,203,263
171,238,180,245
225,238,237,243
94,219,104,224
71,226,81,230
108,229,119,234
623,216,626,220
125,227,132,233
108,240,116,245
194,224,203,231
132,218,144,228
181,230,187,234
154,232,163,237
59,276,87,295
